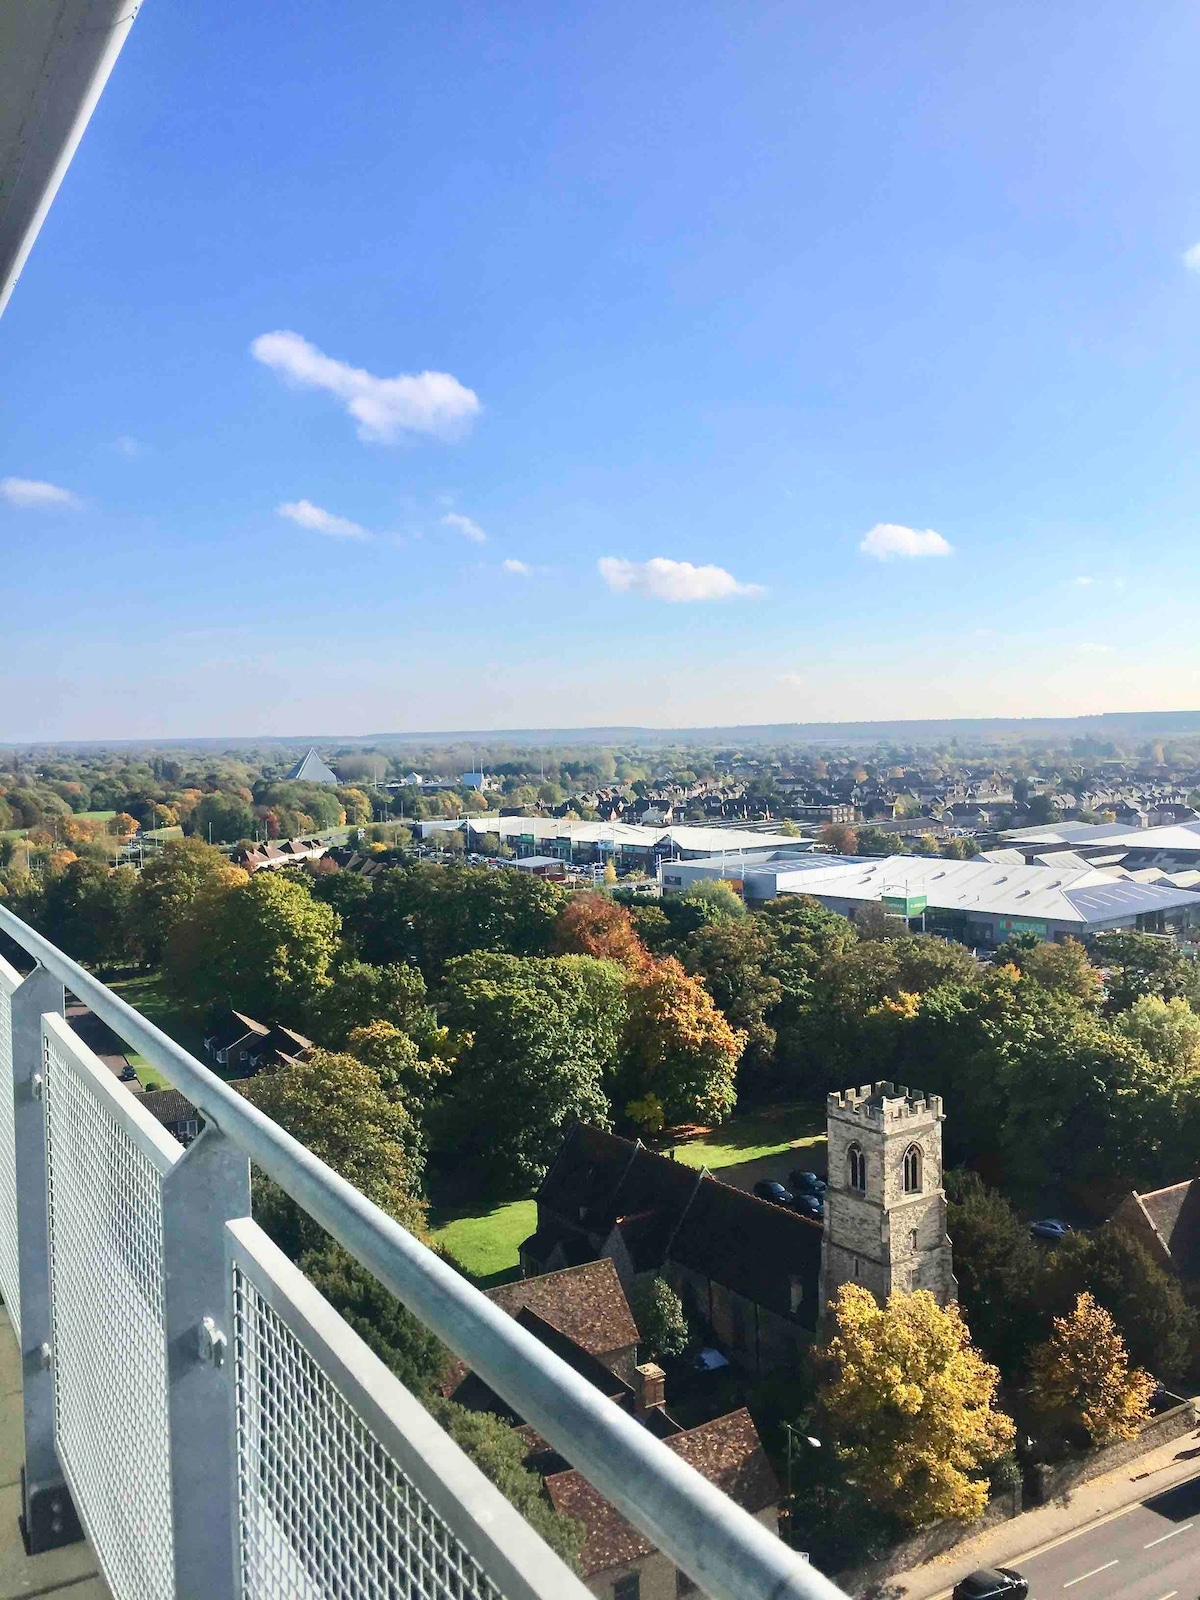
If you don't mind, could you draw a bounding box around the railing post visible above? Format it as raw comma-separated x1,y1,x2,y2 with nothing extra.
160,1123,249,1600
10,966,82,1553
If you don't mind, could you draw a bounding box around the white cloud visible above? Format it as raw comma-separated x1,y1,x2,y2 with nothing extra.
443,511,487,544
503,558,532,574
597,556,765,602
779,672,805,688
114,435,143,459
1184,241,1200,273
277,499,371,540
859,523,954,560
251,330,480,444
1073,575,1095,587
1,477,82,510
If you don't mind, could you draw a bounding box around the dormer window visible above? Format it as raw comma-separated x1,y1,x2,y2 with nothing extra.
903,1144,922,1194
847,1143,866,1193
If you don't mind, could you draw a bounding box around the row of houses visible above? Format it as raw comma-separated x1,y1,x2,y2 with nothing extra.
230,836,329,871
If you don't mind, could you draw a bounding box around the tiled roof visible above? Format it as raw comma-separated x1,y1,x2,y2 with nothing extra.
669,1177,823,1324
544,1409,778,1577
136,1088,199,1128
486,1259,639,1356
536,1124,822,1323
1138,1179,1200,1278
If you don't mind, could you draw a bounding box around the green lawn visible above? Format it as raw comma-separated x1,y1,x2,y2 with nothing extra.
430,1199,537,1288
667,1101,825,1170
107,971,207,1067
75,810,117,821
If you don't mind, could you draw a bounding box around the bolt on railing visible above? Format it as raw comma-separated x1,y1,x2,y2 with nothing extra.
0,905,847,1600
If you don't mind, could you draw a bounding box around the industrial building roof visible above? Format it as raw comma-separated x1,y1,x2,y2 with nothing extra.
430,815,811,854
737,854,1200,927
1005,821,1200,854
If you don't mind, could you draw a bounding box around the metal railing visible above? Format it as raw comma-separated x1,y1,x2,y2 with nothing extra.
0,905,845,1600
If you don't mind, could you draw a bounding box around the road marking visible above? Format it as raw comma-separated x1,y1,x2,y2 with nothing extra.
924,1464,1200,1600
1151,1591,1177,1600
1144,1523,1192,1548
1063,1561,1118,1587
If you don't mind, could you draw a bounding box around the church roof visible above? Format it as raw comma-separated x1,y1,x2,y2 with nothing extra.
283,747,339,785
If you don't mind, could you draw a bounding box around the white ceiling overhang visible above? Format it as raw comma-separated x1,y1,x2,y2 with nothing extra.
0,0,143,317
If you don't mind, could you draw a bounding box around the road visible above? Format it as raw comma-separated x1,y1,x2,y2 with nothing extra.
1004,1472,1200,1600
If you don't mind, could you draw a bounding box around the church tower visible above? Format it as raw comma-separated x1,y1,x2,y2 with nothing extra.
819,1081,956,1329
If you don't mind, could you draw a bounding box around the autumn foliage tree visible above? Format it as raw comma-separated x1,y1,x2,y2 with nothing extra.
1028,1292,1155,1444
552,891,650,972
622,956,744,1127
820,1285,1015,1527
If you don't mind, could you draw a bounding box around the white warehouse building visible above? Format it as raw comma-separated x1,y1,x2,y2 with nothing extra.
660,851,1200,948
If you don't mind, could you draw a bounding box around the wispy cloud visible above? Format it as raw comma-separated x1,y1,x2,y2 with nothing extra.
277,499,371,540
1184,241,1200,273
779,672,804,688
114,435,144,459
443,512,487,544
598,556,764,602
503,558,532,574
251,330,481,444
1073,575,1096,587
859,523,953,560
1,477,82,510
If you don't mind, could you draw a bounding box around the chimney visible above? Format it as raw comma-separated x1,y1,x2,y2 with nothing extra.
633,1362,666,1415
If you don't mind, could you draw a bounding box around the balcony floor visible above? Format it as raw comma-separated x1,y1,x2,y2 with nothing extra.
0,1309,110,1599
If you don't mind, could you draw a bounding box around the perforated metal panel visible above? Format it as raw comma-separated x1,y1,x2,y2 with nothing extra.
233,1265,509,1600
0,963,20,1341
43,1019,179,1600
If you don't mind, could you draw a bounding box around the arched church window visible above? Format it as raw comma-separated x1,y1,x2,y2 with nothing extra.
903,1144,922,1194
847,1143,866,1192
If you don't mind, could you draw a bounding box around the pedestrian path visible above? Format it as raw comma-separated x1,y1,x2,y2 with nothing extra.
893,1422,1200,1600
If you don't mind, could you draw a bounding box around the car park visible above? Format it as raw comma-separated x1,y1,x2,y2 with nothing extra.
951,1568,1028,1600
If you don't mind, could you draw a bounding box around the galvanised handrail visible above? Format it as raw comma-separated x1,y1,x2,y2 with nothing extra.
0,904,846,1600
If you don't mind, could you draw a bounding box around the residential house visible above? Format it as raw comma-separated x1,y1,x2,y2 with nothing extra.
136,1087,202,1147
202,1011,314,1078
545,1410,780,1600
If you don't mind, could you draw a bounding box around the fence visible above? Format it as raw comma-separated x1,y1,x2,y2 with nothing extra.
0,906,844,1600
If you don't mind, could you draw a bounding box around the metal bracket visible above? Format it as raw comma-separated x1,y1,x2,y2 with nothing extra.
198,1315,227,1368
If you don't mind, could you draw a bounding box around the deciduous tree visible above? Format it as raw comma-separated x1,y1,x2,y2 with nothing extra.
242,1048,426,1256
820,1284,1014,1527
622,956,743,1126
438,952,627,1194
1028,1292,1155,1444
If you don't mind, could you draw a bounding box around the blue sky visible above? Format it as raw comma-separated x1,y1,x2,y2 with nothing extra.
4,0,1200,739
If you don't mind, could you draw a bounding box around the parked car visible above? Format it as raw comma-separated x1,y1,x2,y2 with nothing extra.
791,1193,824,1221
119,1063,137,1083
753,1180,794,1209
789,1169,827,1195
951,1569,1027,1600
1029,1218,1073,1242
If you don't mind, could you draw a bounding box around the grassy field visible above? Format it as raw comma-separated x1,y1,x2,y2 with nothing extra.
75,810,117,821
430,1199,536,1288
107,971,206,1088
667,1101,825,1170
